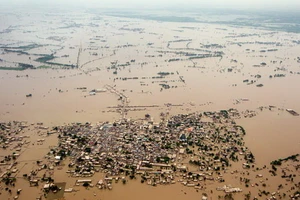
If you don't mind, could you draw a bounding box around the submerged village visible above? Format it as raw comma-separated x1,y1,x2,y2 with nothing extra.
0,108,299,200
0,4,300,200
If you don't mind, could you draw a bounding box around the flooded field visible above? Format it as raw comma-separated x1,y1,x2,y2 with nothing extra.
0,6,299,200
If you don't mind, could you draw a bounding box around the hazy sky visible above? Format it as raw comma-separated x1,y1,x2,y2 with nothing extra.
1,0,300,10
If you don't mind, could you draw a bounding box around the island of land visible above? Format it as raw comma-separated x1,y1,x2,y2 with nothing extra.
0,5,299,200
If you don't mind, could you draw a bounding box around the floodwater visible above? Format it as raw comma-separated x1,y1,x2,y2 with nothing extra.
0,6,300,200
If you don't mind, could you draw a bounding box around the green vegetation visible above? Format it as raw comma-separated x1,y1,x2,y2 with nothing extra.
2,45,73,69
19,63,34,69
35,54,75,68
35,54,55,63
37,65,51,69
0,67,25,71
271,160,282,166
157,72,174,76
234,125,246,135
271,154,299,166
4,49,29,55
0,44,42,55
220,110,229,118
17,44,42,50
0,63,34,71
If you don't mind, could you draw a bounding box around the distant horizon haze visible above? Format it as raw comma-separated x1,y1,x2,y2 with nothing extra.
0,0,300,12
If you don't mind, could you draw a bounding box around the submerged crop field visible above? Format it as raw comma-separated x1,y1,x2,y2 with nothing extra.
0,4,299,200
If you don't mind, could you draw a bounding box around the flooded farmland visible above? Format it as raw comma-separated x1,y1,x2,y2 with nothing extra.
0,5,299,200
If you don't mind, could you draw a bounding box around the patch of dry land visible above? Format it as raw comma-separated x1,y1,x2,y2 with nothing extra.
0,6,300,200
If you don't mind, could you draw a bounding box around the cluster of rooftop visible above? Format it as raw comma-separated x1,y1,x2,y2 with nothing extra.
49,109,253,190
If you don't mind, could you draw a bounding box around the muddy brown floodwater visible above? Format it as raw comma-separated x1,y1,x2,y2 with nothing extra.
0,6,300,200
